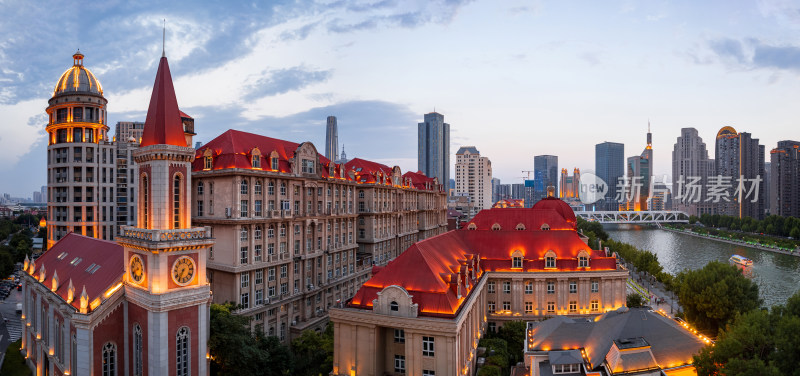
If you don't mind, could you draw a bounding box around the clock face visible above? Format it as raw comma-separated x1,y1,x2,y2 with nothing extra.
172,256,196,286
129,255,144,283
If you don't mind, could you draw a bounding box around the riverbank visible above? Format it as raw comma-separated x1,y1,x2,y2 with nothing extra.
660,226,800,258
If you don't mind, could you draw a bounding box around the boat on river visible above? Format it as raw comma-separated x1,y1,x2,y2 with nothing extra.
729,254,753,267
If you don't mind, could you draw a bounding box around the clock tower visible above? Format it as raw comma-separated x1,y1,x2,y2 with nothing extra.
117,51,213,376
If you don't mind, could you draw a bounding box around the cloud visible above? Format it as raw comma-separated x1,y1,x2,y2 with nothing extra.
0,98,48,169
705,37,800,72
245,67,332,100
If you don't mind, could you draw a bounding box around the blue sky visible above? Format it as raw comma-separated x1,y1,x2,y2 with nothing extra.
1,0,799,197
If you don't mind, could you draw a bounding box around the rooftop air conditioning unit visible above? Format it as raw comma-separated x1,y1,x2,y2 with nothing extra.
225,207,232,218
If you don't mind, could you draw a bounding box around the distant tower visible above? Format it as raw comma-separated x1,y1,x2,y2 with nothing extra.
625,124,653,211
45,51,115,249
418,112,450,191
325,116,338,162
595,142,625,210
336,144,349,164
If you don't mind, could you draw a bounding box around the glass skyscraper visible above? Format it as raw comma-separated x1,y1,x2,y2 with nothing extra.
595,142,625,210
418,112,450,191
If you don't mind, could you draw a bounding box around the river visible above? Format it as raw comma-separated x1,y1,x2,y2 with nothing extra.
605,224,800,307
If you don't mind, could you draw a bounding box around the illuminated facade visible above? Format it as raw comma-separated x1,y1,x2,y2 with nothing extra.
559,168,580,199
624,126,653,211
715,126,766,219
330,196,628,376
454,146,493,218
190,133,446,341
46,51,116,249
524,307,707,376
22,51,212,376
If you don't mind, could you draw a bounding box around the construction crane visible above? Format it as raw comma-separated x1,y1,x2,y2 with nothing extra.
521,170,534,180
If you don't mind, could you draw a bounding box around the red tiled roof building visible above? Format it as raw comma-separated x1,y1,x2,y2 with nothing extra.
22,52,214,376
190,129,447,341
330,196,629,376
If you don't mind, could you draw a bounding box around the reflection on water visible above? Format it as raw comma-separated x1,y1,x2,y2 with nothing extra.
605,224,800,307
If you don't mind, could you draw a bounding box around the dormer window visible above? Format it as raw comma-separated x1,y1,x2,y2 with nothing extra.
252,155,260,169
491,223,501,231
516,223,526,230
270,152,279,171
301,159,315,174
540,223,550,231
544,250,557,269
578,250,590,268
204,156,212,170
512,250,524,269
390,301,399,311
467,223,477,230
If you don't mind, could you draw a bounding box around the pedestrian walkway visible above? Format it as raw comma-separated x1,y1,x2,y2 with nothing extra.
4,313,22,342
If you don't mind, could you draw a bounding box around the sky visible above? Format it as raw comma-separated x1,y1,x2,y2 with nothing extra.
1,0,799,197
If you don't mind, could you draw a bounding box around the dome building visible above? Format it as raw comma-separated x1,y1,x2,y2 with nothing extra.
45,51,117,249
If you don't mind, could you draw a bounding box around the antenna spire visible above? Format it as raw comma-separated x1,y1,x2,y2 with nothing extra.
162,19,166,57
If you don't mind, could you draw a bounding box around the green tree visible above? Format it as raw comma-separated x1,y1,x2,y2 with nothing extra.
675,261,761,336
0,250,13,278
291,324,333,376
627,293,644,308
496,321,527,365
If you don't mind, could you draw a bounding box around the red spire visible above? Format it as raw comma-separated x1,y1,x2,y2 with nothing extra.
140,56,187,147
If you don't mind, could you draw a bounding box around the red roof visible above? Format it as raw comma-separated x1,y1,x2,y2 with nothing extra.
140,56,187,147
532,197,577,226
29,233,124,311
345,158,394,184
403,170,440,191
179,110,193,119
349,201,618,318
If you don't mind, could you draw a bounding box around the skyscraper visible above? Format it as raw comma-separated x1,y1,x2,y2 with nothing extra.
770,140,800,217
45,51,116,249
715,127,765,219
671,128,715,216
325,116,338,162
418,112,450,192
533,155,558,204
454,146,492,217
559,168,580,199
595,142,625,210
625,126,653,211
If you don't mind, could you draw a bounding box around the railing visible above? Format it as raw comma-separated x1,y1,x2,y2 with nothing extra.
120,226,211,242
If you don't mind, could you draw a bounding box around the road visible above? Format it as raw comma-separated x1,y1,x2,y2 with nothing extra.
0,285,23,367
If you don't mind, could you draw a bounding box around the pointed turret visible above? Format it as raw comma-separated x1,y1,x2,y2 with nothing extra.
139,56,187,147
80,285,89,314
67,278,75,303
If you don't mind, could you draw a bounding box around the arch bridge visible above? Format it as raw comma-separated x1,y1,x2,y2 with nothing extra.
574,210,690,224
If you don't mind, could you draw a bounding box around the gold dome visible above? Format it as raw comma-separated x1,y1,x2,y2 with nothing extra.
53,51,104,96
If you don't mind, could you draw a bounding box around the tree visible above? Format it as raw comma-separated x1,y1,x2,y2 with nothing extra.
675,261,761,336
627,293,644,308
0,250,13,278
290,324,333,376
496,321,527,365
689,215,698,224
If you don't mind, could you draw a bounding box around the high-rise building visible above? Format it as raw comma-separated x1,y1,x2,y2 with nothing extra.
533,155,558,204
22,48,212,376
192,130,447,341
715,127,765,219
671,128,715,216
559,168,580,199
325,116,338,162
45,51,116,249
491,177,501,203
454,146,492,217
595,142,625,210
113,121,145,232
770,140,800,217
624,126,653,211
418,112,450,194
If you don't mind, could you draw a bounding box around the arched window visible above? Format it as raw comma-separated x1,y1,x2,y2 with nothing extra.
251,153,261,169
142,175,149,229
578,250,590,268
133,324,143,376
516,223,526,230
467,223,477,230
197,181,204,195
512,250,524,269
544,250,557,269
240,180,249,195
270,152,280,171
540,223,551,231
240,227,248,242
173,174,182,229
255,226,262,240
280,224,286,237
491,223,501,231
390,301,399,311
254,180,262,195
102,342,116,376
176,326,190,376
267,225,275,238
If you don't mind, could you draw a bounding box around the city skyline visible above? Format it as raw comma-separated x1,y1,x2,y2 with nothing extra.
3,0,800,196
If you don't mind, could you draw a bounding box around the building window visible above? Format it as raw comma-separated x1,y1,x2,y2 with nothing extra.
503,301,511,311
72,333,77,374
591,300,599,312
569,281,577,294
525,301,533,313
394,329,405,343
173,175,182,229
579,255,589,268
241,180,249,195
569,301,577,313
204,156,213,170
271,157,279,170
240,247,248,264
197,181,204,195
252,154,261,168
545,255,556,268
176,327,190,376
512,256,523,268
102,342,116,376
554,364,581,374
503,281,511,294
241,273,249,288
488,281,495,293
134,324,143,376
240,227,248,242
591,280,599,293
196,200,203,216
240,200,248,217
394,355,406,373
488,301,495,313
423,371,435,376
547,281,555,294
390,301,399,311
422,336,435,357
254,245,262,262
547,302,555,313
525,282,533,294
255,226,262,240
280,183,287,196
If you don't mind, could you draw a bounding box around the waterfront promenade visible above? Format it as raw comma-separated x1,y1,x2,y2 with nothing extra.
661,226,800,258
